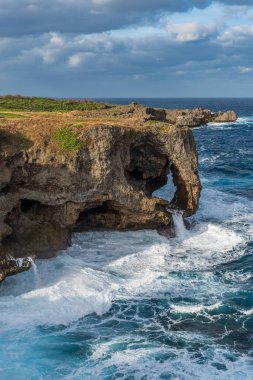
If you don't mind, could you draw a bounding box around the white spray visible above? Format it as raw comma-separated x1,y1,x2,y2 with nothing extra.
30,258,40,287
172,211,187,240
7,255,40,286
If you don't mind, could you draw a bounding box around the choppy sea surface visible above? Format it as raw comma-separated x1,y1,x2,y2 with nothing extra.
0,98,253,380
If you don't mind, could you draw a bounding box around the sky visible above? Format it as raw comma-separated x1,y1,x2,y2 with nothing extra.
0,0,253,98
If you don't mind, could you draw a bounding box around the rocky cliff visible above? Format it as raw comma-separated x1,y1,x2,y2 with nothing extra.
122,104,238,127
0,100,238,282
0,107,202,281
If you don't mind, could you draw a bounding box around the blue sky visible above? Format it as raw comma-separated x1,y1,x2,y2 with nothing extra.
1,0,253,97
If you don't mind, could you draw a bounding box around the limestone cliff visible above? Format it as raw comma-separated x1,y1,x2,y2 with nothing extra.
106,103,238,127
0,111,201,281
144,107,237,127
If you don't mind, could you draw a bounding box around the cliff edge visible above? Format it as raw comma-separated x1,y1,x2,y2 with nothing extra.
0,104,202,281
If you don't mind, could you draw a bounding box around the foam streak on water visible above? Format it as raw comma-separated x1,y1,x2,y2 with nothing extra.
0,100,253,379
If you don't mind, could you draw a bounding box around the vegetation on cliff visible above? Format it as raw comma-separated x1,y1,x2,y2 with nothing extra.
0,112,26,119
53,127,82,151
0,95,107,112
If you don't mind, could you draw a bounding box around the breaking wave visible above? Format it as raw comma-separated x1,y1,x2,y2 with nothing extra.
0,100,253,379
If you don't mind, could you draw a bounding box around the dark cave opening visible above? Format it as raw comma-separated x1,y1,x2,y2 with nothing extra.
0,184,11,195
125,142,171,196
74,201,122,231
20,199,41,214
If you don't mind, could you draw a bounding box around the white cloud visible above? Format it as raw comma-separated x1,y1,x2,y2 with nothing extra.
218,25,253,45
239,66,253,74
39,48,59,64
0,1,253,97
33,33,65,64
49,32,64,46
166,22,218,42
92,0,115,4
68,53,82,67
0,37,14,49
68,52,95,67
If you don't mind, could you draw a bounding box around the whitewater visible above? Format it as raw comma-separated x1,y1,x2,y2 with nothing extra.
0,99,252,379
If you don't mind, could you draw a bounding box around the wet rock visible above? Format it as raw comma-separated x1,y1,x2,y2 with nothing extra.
0,255,31,282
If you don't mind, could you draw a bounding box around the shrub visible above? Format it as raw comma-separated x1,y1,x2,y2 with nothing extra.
53,127,82,151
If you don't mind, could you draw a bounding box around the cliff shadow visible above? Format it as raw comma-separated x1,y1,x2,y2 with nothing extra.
0,129,33,154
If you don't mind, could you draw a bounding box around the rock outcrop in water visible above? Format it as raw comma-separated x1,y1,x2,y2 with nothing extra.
100,103,237,126
108,103,238,127
0,106,202,281
213,110,237,123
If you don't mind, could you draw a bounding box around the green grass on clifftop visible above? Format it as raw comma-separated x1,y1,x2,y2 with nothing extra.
0,112,26,119
53,127,82,151
0,95,106,112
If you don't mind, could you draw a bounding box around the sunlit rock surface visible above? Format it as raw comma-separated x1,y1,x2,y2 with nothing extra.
0,103,207,280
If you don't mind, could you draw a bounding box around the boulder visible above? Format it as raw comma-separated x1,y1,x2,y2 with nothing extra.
213,110,238,123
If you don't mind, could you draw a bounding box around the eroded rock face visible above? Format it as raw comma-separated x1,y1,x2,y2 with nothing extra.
166,108,212,127
166,108,238,127
117,104,238,127
213,110,237,123
0,124,201,281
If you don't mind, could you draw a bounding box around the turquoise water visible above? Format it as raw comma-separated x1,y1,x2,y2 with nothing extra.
0,99,253,379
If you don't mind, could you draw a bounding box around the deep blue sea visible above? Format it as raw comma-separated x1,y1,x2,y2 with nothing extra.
0,99,253,379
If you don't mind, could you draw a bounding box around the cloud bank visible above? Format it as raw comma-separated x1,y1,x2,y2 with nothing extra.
0,0,253,97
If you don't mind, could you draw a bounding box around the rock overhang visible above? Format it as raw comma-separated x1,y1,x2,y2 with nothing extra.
0,106,205,281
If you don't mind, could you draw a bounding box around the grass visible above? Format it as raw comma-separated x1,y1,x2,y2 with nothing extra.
0,95,107,112
147,120,163,124
53,127,82,151
0,112,26,119
0,99,177,157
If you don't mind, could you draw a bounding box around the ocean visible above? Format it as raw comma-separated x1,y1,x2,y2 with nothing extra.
0,98,252,379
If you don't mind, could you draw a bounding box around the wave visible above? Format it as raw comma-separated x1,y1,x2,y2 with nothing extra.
236,116,253,124
0,218,246,328
0,171,250,329
195,187,253,223
0,267,117,327
170,302,222,314
62,337,253,380
241,308,253,316
203,116,253,130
